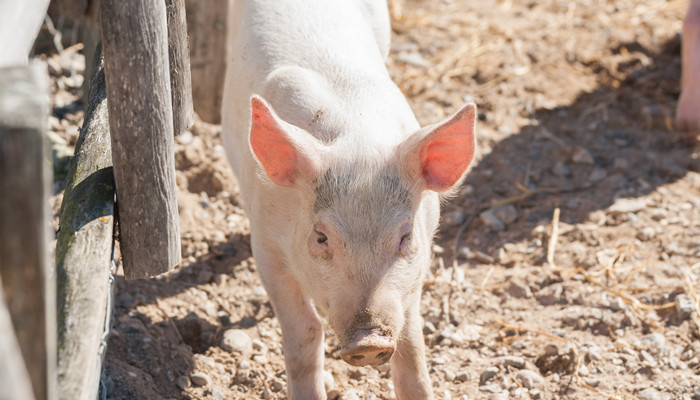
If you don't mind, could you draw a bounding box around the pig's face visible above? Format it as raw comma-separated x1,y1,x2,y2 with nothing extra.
248,95,476,366
304,159,436,365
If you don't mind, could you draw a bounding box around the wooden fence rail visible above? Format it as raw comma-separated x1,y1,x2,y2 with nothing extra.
55,45,115,400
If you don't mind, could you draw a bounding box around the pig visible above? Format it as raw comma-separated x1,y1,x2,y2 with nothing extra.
221,1,476,399
676,0,700,140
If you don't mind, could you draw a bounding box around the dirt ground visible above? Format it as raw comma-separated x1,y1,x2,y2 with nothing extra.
45,0,700,399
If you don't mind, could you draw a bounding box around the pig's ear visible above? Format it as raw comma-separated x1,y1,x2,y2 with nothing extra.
404,103,477,192
249,96,321,186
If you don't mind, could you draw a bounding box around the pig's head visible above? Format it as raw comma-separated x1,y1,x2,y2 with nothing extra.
248,96,476,366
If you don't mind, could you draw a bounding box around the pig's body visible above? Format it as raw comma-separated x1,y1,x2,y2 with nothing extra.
221,1,477,399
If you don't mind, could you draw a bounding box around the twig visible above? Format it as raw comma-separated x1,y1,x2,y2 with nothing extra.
547,208,560,268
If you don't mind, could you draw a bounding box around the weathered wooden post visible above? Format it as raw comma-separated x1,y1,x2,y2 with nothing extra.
0,0,51,67
0,279,36,400
55,46,116,400
100,0,181,279
166,0,195,135
0,61,56,400
185,0,233,123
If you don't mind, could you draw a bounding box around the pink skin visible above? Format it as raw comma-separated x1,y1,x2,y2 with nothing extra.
676,0,700,140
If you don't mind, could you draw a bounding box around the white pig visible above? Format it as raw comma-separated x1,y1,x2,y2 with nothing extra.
221,1,477,399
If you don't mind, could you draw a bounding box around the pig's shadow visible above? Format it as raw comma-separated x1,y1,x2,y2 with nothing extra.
437,36,698,263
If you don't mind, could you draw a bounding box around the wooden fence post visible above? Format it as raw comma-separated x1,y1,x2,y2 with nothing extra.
166,0,194,135
184,0,232,124
100,0,181,279
0,61,56,400
0,0,51,67
55,45,116,400
0,279,36,400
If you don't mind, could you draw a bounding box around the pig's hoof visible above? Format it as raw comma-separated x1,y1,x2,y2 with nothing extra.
340,329,396,367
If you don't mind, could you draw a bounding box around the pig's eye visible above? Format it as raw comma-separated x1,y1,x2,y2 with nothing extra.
399,232,412,248
315,230,328,244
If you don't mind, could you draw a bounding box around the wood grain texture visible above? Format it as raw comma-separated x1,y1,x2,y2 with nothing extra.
185,0,232,123
0,0,50,66
100,0,181,279
166,0,194,135
0,278,36,400
0,61,56,400
55,47,114,400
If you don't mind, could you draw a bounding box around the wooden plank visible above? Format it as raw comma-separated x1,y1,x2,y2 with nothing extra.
0,61,56,400
0,277,36,400
0,0,51,66
100,0,181,279
166,0,194,135
55,45,115,400
184,0,232,124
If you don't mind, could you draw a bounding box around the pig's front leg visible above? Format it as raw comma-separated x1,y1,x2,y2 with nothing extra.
676,0,700,140
390,297,433,400
254,250,326,399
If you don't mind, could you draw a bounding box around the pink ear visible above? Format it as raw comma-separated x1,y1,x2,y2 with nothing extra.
249,96,310,186
419,104,477,192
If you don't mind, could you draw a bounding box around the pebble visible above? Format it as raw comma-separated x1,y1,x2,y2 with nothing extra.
479,210,505,231
323,370,335,392
571,146,595,164
638,333,665,355
491,204,518,225
637,227,656,241
338,390,361,400
479,366,499,385
637,388,662,400
516,369,543,389
694,387,700,400
608,198,646,213
189,372,210,387
455,372,469,383
261,387,272,399
479,383,502,393
489,394,508,400
505,279,531,299
220,329,253,356
175,375,190,390
675,294,694,319
444,370,456,382
494,355,526,369
442,210,466,226
211,388,223,400
396,51,428,68
270,380,284,392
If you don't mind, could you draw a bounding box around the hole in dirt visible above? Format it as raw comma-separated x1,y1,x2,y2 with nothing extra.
173,313,218,354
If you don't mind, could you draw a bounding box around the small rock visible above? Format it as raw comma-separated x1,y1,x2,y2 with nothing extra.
535,283,566,305
261,387,272,399
338,390,361,400
175,375,190,390
494,355,526,369
473,250,495,264
235,369,249,384
323,370,335,392
637,227,656,241
177,130,194,145
505,279,532,299
694,387,700,400
516,370,544,389
220,329,253,356
396,51,428,67
639,333,665,355
442,210,465,226
190,372,210,387
492,204,518,225
588,168,607,181
608,198,646,213
637,388,662,400
489,394,508,400
212,388,223,400
480,210,505,231
479,383,502,393
675,294,694,319
270,380,284,392
455,372,469,383
444,370,456,382
571,146,595,164
479,366,499,385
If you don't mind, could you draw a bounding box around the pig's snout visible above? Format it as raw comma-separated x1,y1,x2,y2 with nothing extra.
340,327,396,366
